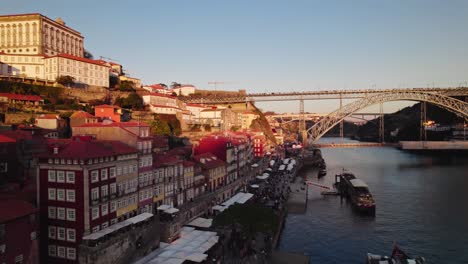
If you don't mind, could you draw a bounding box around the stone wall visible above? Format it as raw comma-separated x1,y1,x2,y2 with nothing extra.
78,218,160,264
4,113,34,124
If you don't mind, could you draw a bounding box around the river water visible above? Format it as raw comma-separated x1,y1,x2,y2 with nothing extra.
278,138,468,264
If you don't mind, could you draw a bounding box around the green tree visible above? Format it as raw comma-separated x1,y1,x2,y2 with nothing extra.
109,75,119,89
56,75,75,87
150,118,171,136
84,49,94,59
119,80,135,91
125,93,143,110
170,82,181,89
213,204,279,238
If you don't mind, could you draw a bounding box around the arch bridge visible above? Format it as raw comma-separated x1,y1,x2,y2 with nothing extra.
306,91,468,144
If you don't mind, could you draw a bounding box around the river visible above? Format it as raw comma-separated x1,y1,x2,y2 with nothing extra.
278,137,468,264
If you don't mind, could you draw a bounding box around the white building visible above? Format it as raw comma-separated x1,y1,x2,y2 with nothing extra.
0,13,84,57
171,85,196,96
44,54,110,87
0,53,45,78
0,53,110,87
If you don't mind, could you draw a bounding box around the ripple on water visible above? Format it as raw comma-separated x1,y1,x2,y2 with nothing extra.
278,138,468,264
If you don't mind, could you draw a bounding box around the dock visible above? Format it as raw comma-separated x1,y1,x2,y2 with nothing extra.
399,141,468,150
286,177,308,214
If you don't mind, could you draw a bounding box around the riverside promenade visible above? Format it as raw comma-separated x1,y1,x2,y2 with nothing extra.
216,155,310,264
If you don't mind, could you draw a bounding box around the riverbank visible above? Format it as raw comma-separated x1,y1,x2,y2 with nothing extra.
278,137,468,263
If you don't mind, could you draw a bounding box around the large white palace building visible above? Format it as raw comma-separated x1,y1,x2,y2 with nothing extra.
0,13,109,87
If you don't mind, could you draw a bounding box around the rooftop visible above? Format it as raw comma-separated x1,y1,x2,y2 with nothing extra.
38,138,138,159
0,93,43,102
0,199,37,223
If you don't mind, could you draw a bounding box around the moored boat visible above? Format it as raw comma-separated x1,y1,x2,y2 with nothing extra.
335,172,375,214
367,244,425,264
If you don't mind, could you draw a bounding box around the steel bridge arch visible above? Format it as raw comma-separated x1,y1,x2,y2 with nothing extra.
307,91,468,143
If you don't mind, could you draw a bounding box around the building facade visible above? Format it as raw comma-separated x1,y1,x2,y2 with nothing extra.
0,13,84,57
36,136,140,263
0,199,39,264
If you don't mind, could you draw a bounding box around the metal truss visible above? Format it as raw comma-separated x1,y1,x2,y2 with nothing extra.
181,87,468,104
307,91,468,143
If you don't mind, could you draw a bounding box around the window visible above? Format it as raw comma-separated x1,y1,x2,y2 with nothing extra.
48,188,56,200
101,203,108,216
101,221,108,229
48,170,56,182
109,167,116,178
110,201,116,212
48,245,56,257
91,207,99,220
56,171,64,183
48,226,56,239
67,247,76,260
101,169,108,180
110,218,118,225
66,190,75,202
101,185,108,197
66,171,75,183
57,227,65,240
92,226,100,233
66,208,75,221
15,254,23,263
116,167,122,176
57,246,66,258
57,189,65,201
48,206,56,219
91,187,99,200
91,170,99,183
57,207,65,220
110,183,116,195
66,229,75,242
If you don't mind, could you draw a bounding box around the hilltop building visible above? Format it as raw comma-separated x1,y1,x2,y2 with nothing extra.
0,13,84,57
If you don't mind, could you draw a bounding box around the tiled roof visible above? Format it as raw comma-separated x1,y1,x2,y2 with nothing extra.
95,104,121,109
0,93,43,102
150,104,180,110
48,53,109,67
70,111,95,119
143,93,177,99
37,138,138,159
186,103,208,108
153,154,181,168
0,134,15,143
77,121,149,128
193,152,226,169
0,199,37,223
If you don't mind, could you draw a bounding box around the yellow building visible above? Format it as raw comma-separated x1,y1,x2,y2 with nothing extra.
0,13,84,57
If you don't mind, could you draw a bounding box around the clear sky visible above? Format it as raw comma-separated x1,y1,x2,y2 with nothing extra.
3,0,468,113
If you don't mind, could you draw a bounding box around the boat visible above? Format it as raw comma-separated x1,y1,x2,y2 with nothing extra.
335,172,375,214
318,169,327,178
367,244,425,264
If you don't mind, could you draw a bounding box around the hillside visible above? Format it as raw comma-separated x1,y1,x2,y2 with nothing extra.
356,101,463,142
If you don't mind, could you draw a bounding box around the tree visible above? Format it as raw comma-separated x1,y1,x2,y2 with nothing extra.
150,118,171,136
84,49,94,59
170,82,181,89
56,75,75,87
119,80,135,91
230,126,240,132
125,93,143,110
114,93,144,110
109,75,119,89
213,204,279,238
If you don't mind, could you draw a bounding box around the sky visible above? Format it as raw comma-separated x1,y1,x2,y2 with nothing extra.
2,0,468,113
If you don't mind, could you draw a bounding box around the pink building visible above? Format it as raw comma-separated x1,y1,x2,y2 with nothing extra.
0,199,39,264
94,105,121,122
